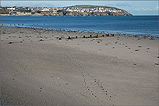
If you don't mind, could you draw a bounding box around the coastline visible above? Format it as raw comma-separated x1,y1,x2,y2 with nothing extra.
1,26,158,39
0,14,132,16
1,27,159,105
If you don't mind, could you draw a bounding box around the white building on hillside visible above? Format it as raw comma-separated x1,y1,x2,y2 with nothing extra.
7,7,15,11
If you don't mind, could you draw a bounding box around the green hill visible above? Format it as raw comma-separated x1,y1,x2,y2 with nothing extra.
64,5,132,16
67,5,119,9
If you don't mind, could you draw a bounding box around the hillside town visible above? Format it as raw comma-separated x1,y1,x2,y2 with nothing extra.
0,5,132,16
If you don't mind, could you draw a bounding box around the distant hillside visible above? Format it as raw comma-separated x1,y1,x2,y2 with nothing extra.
0,5,132,16
64,5,132,16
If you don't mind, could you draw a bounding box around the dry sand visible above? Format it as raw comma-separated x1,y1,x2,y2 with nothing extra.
1,27,159,106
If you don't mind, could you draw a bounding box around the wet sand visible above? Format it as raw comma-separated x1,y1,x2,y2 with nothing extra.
1,27,159,106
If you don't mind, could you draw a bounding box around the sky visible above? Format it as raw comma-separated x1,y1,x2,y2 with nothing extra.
1,1,159,15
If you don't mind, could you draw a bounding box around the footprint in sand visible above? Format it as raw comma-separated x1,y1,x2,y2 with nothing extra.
135,49,139,51
40,87,42,92
146,48,150,50
138,45,142,47
8,42,12,44
39,39,44,41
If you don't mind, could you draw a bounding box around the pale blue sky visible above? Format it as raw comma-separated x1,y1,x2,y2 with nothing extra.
1,1,159,15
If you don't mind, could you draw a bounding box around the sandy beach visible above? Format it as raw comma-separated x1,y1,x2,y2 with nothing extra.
1,27,159,106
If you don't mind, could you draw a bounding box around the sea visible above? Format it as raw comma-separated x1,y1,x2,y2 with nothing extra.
1,15,159,37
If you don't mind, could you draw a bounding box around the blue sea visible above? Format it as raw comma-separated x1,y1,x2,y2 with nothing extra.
1,16,159,36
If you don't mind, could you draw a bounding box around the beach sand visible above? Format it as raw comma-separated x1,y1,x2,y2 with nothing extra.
1,27,159,106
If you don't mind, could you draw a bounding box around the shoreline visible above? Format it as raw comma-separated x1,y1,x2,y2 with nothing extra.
1,26,158,39
1,27,159,106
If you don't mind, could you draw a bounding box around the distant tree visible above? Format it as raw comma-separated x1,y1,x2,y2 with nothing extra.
57,10,64,13
26,9,31,12
16,8,25,12
0,8,9,14
37,10,41,13
31,12,35,14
